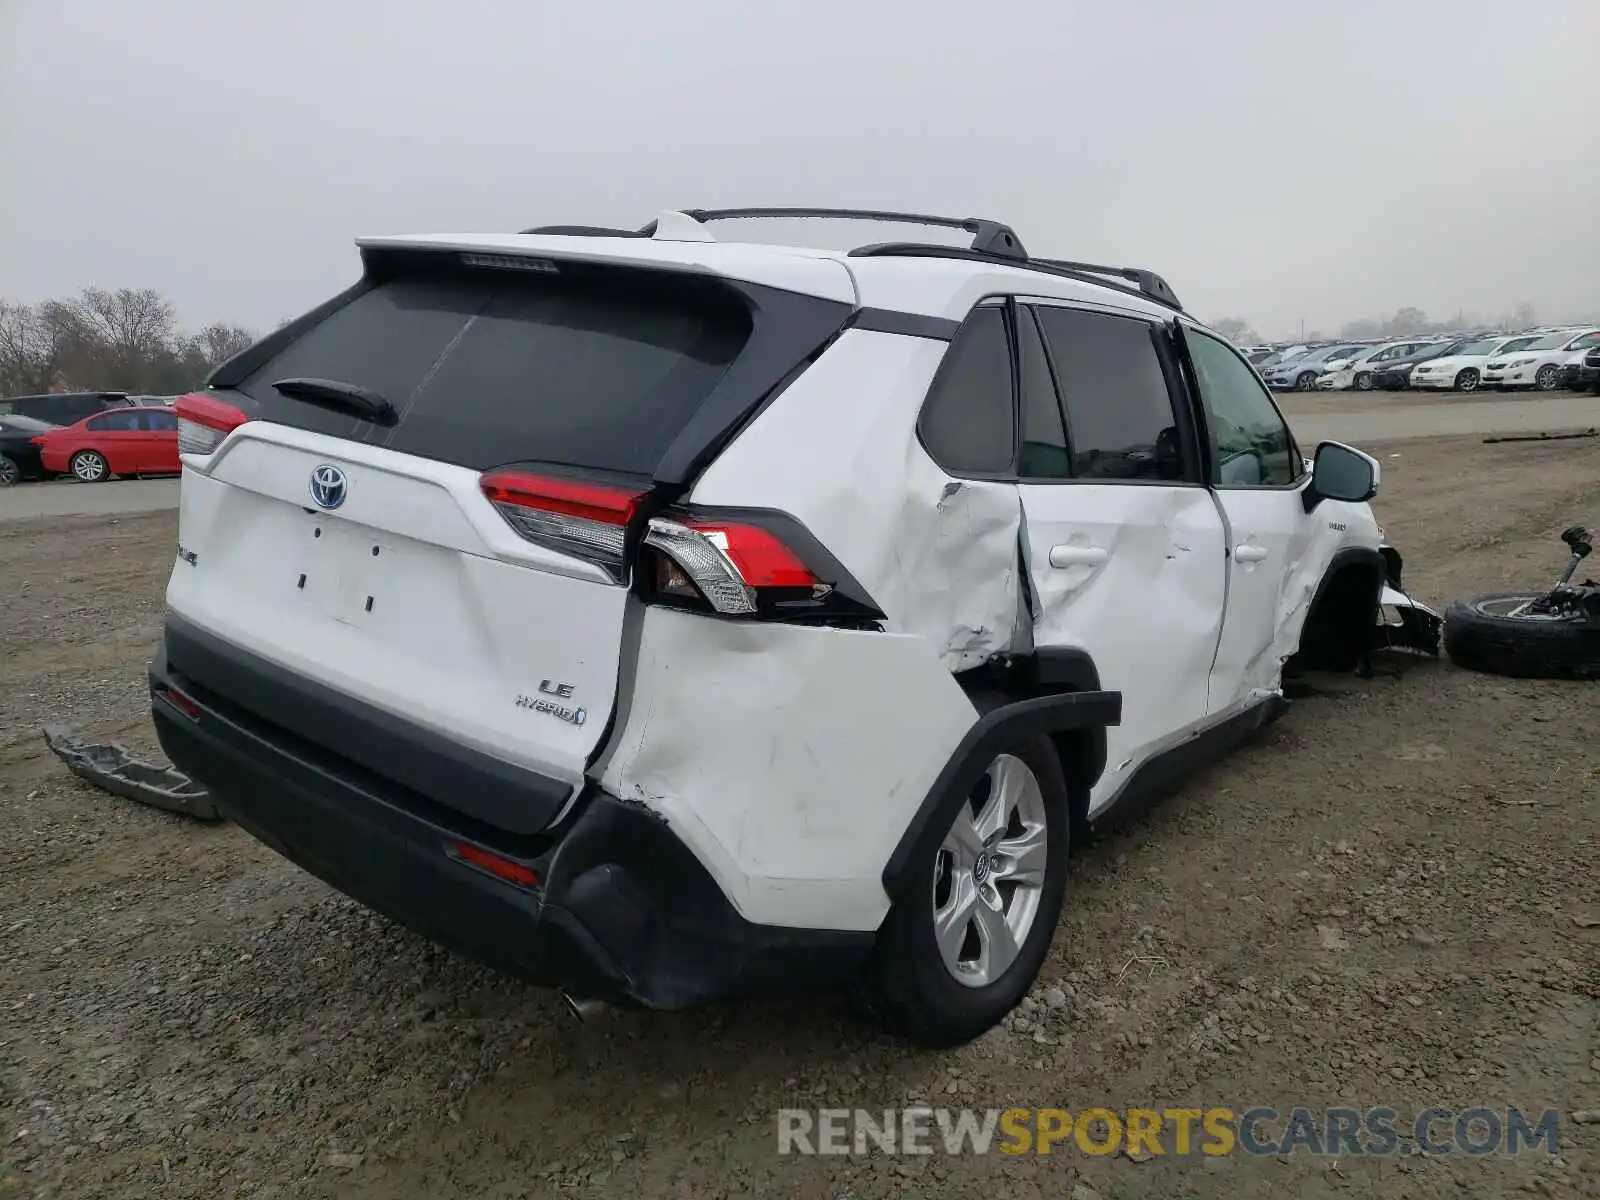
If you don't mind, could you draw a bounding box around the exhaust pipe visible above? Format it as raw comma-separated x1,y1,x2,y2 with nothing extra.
561,992,610,1023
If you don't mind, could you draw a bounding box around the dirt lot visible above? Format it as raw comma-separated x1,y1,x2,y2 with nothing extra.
3,429,1598,1200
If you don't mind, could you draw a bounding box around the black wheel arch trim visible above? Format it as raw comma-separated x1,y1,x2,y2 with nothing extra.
880,680,1121,901
1308,545,1387,611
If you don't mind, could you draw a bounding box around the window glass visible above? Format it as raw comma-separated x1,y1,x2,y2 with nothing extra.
1017,308,1069,479
86,411,139,432
1522,333,1569,350
1033,306,1183,482
918,306,1014,474
1186,328,1300,488
0,415,55,432
236,267,752,475
142,410,179,430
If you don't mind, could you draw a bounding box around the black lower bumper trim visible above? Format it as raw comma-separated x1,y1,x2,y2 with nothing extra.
150,641,871,1009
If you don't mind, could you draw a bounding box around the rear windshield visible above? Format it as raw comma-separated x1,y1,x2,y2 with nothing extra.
233,263,754,475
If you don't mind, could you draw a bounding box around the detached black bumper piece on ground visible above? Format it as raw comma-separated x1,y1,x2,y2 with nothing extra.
148,622,872,1010
43,723,221,820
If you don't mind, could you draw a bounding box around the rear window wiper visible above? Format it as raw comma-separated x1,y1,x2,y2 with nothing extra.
271,377,396,424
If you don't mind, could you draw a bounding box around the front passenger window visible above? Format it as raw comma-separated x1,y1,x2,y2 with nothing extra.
1187,328,1301,487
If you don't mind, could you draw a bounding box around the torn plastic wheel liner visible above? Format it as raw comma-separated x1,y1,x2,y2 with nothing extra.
1372,544,1442,657
42,724,223,821
1375,582,1443,657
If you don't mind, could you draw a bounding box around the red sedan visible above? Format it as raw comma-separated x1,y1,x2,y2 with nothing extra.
35,405,181,483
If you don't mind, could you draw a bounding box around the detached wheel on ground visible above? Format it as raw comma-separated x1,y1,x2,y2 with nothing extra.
1454,369,1480,393
1444,593,1600,680
70,450,109,483
861,736,1069,1047
0,455,19,487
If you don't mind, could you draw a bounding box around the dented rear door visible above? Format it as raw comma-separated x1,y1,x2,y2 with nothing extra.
1018,302,1227,814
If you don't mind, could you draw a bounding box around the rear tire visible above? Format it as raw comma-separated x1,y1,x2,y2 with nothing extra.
70,450,109,483
860,736,1070,1047
1443,592,1600,680
1454,369,1480,393
0,455,19,487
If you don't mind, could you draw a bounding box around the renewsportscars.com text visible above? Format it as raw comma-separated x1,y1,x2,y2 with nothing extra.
777,1106,1560,1158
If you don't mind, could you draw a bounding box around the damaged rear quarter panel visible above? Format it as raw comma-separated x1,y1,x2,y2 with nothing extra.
689,328,1025,670
596,606,979,932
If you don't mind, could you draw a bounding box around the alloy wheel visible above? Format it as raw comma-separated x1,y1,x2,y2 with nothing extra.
71,452,107,482
932,753,1049,988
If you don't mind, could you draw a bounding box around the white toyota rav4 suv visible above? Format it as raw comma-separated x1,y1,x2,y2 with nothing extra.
149,208,1437,1046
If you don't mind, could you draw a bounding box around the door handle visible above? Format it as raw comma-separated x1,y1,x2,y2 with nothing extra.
1234,544,1269,563
1049,544,1108,568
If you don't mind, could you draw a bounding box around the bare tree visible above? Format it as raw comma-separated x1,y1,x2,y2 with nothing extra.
0,300,91,394
1209,317,1259,343
68,287,178,370
1389,307,1428,334
1,288,259,397
189,323,257,367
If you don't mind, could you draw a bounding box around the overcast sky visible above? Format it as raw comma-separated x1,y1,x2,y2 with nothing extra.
2,0,1595,340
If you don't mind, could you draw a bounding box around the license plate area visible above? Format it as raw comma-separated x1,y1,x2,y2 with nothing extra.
297,518,389,626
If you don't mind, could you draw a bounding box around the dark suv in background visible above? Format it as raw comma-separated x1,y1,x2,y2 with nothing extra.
0,391,136,426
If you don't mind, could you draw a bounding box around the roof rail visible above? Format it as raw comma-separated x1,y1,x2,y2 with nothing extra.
676,208,1027,260
850,243,1184,312
1033,258,1183,312
514,208,1181,310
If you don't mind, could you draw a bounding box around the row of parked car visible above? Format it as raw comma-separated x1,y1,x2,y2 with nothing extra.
1239,327,1600,395
0,390,181,487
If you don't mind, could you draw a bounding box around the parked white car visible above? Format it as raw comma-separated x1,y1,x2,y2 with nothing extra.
1482,328,1600,391
1410,334,1542,392
148,207,1439,1046
1317,340,1434,391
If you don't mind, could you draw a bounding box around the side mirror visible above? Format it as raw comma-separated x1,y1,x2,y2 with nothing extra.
1303,441,1379,512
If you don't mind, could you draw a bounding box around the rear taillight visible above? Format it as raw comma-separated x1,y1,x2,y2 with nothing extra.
642,517,818,615
640,511,884,625
176,392,250,455
480,469,645,581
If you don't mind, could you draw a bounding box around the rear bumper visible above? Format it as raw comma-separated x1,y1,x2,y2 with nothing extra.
149,635,872,1010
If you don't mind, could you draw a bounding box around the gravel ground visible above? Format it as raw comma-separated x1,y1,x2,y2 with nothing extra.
2,430,1598,1199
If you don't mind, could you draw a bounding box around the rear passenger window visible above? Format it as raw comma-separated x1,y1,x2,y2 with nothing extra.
86,411,139,432
1033,306,1184,482
142,410,179,431
917,306,1014,475
1017,308,1069,479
